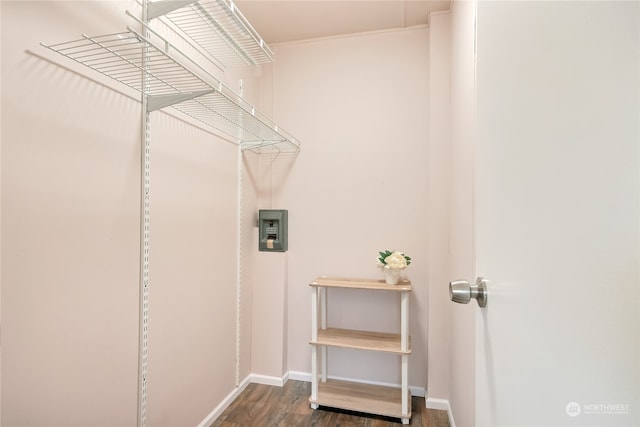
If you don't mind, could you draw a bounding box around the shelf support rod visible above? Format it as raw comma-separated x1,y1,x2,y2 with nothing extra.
138,2,151,427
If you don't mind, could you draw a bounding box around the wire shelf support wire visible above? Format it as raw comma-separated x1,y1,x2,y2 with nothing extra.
41,28,300,154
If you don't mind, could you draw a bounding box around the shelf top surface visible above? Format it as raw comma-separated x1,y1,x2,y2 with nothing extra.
311,328,411,353
311,379,411,419
310,276,411,291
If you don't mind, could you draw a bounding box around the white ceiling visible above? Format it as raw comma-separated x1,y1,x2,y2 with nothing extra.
234,0,452,45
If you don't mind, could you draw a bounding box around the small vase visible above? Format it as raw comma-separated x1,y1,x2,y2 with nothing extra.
383,267,401,285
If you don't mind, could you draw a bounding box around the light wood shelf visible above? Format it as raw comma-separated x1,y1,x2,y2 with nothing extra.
310,276,411,291
310,328,411,354
310,379,412,420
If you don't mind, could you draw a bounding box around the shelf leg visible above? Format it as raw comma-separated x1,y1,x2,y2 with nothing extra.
311,287,318,402
311,287,318,342
321,346,327,382
311,345,318,401
320,287,327,382
402,417,410,425
400,291,409,416
320,287,327,329
400,292,409,352
401,355,409,415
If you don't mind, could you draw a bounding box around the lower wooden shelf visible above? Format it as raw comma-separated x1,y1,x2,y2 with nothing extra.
310,328,411,353
309,379,411,421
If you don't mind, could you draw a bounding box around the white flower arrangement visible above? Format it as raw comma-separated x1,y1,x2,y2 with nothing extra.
377,250,411,270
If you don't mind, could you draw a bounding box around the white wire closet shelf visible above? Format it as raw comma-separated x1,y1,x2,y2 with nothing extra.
41,29,299,154
147,0,274,66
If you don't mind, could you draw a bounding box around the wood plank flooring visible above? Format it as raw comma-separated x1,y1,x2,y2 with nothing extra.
210,380,450,427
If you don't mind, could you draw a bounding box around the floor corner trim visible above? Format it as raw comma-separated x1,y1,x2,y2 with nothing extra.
287,370,312,382
248,372,287,387
425,397,456,427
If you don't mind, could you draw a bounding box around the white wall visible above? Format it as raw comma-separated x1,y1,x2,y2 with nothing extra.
427,10,452,404
145,117,239,426
1,2,140,425
239,151,260,382
1,1,258,425
448,1,477,426
250,27,433,390
2,2,457,425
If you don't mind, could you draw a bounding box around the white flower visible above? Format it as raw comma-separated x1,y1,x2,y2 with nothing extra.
377,250,411,269
384,251,408,269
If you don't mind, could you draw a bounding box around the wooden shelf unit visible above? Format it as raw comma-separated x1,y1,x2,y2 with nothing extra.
309,276,412,425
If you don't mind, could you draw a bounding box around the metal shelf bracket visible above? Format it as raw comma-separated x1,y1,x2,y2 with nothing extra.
148,0,197,20
147,90,214,112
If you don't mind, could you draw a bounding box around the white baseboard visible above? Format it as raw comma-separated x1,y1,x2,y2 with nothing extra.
425,397,449,410
196,376,251,427
410,385,426,398
248,373,287,387
288,370,312,382
425,397,455,427
273,370,426,397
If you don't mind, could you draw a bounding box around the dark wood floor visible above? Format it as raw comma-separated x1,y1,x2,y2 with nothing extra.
210,380,450,427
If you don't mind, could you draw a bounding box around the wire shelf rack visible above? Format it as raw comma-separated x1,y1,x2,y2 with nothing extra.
41,28,299,154
149,0,274,66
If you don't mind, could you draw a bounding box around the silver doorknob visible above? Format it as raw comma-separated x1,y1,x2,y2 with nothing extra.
449,277,488,307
